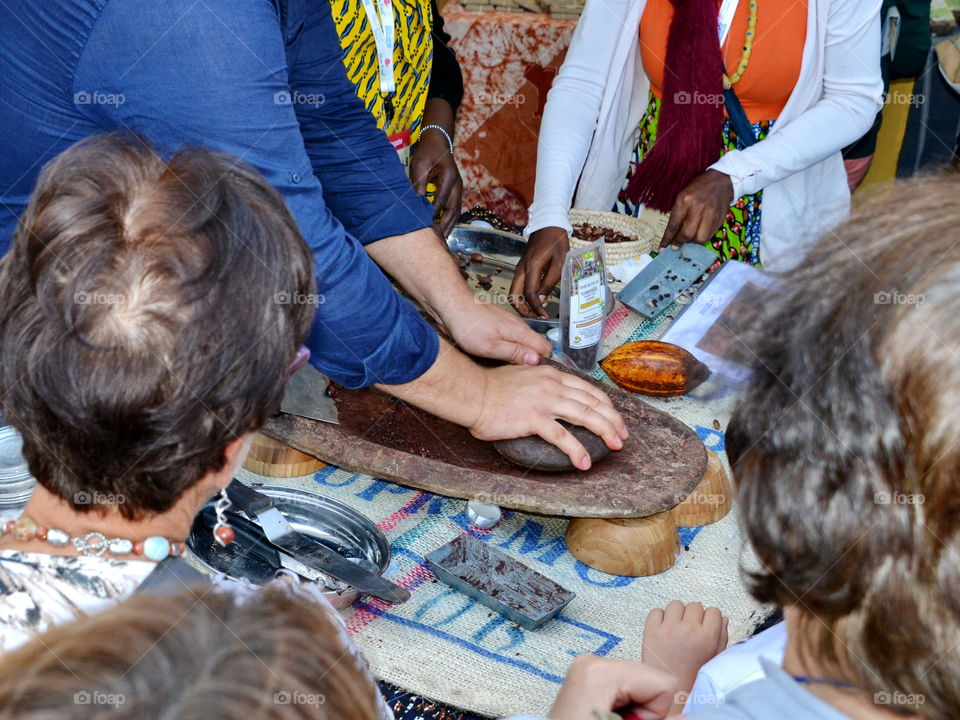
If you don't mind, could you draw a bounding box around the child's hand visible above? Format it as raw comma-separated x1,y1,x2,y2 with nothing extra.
641,601,728,714
548,655,677,720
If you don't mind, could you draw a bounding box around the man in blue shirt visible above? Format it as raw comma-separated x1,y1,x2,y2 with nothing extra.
0,0,626,468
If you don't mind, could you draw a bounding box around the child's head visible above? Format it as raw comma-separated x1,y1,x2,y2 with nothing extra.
0,135,315,520
727,173,960,718
0,585,382,719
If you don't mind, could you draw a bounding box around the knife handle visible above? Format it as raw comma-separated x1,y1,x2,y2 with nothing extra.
226,479,275,515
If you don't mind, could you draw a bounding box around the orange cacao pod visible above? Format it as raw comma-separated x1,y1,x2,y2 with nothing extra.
599,341,710,396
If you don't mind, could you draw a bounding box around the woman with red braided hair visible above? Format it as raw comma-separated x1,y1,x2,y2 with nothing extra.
511,0,883,318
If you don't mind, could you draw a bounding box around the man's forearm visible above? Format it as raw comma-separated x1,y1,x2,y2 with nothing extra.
375,337,484,428
366,226,473,320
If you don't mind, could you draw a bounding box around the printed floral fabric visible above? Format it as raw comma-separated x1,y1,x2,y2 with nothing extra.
0,550,393,719
615,92,773,266
0,550,155,651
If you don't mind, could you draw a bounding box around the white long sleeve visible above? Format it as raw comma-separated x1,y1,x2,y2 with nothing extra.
524,0,635,236
709,0,883,199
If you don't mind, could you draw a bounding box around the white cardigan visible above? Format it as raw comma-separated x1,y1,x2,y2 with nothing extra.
526,0,883,271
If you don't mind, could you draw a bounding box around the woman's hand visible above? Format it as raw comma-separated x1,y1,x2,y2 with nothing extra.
509,226,569,318
659,170,734,250
548,655,678,720
411,100,463,237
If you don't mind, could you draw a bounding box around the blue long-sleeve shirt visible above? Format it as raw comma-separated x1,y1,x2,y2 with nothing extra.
0,0,439,388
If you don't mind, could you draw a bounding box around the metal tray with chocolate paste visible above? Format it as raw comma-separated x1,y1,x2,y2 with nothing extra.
426,534,575,630
261,360,707,519
448,225,615,333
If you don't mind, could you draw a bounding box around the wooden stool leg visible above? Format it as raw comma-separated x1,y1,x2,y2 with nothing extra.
565,510,679,577
242,432,327,478
669,449,733,527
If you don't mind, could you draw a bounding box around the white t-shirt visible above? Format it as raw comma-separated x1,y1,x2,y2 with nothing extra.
685,621,788,711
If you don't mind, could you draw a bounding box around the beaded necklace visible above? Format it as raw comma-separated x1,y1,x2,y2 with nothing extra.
1,516,186,561
722,0,758,89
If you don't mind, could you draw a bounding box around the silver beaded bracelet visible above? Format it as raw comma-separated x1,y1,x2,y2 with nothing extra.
421,124,454,155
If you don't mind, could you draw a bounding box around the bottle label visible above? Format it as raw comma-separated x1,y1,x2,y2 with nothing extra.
568,251,605,349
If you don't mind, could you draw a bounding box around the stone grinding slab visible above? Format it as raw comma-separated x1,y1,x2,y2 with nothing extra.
261,362,707,519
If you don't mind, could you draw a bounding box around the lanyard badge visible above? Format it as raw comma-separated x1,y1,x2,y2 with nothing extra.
360,0,396,120
717,0,741,45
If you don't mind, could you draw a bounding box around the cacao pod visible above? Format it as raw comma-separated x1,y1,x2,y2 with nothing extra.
600,341,710,396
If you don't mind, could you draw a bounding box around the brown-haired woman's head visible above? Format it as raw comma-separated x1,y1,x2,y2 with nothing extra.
0,134,315,520
727,171,960,719
0,584,382,720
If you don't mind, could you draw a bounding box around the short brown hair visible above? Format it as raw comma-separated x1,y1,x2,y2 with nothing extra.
0,584,382,720
0,135,315,519
728,172,960,718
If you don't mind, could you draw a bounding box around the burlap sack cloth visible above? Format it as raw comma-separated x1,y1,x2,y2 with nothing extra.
239,303,768,718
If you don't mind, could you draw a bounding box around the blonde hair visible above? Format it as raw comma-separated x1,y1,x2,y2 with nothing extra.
0,584,382,720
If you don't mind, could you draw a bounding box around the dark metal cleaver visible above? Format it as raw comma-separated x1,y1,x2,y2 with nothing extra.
280,363,339,424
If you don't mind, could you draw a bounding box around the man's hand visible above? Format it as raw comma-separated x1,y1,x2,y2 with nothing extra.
367,226,550,366
378,340,628,471
510,226,569,318
549,655,678,720
411,98,463,237
442,300,550,366
470,364,627,471
659,170,734,250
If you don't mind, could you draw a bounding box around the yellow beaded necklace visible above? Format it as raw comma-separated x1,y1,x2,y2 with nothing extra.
722,0,758,90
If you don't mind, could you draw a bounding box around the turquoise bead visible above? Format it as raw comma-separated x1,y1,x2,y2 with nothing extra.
143,536,171,562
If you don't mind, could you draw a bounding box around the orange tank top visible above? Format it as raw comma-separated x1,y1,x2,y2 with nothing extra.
639,0,807,123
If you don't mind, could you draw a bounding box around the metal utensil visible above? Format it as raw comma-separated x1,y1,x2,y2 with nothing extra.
447,225,617,332
617,244,717,320
280,363,339,424
226,480,410,604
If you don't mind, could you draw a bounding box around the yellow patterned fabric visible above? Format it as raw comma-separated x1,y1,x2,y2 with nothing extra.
331,0,434,141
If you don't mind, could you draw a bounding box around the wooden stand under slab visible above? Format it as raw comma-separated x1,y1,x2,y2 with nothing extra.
670,449,733,527
242,432,326,478
566,510,679,576
565,449,732,577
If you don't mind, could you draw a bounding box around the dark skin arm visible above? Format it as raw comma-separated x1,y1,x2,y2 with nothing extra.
411,97,463,237
658,169,734,250
509,226,569,318
511,170,733,318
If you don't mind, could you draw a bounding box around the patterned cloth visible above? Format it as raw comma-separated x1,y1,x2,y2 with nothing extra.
0,550,155,652
615,93,773,266
381,683,484,720
331,0,434,142
0,550,393,719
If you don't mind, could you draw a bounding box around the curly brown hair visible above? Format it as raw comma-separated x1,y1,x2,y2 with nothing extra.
728,172,960,719
0,135,315,519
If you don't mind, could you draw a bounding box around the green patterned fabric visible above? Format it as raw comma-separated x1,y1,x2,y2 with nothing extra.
615,92,772,266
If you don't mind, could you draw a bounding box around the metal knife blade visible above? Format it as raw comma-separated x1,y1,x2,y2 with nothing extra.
226,480,409,604
280,363,340,424
277,551,342,587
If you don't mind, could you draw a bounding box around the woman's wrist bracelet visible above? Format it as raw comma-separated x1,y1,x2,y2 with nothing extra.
421,124,454,155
